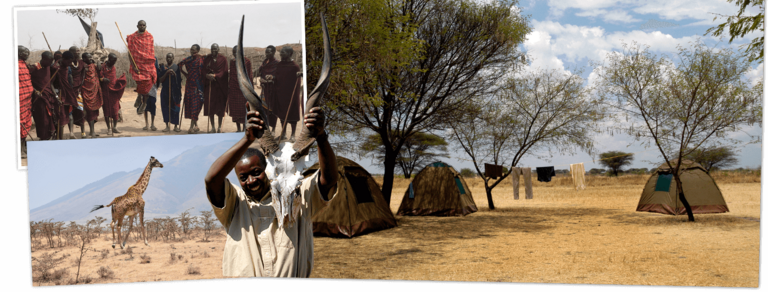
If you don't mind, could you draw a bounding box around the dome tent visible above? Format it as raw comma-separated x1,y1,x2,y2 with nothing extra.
637,159,728,215
397,161,477,216
303,156,397,237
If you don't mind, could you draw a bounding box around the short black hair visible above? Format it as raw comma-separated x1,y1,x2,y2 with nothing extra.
240,147,267,168
62,51,74,60
108,53,118,59
81,52,91,59
41,51,53,59
191,44,201,51
280,46,294,57
54,51,62,56
166,52,174,57
267,45,275,51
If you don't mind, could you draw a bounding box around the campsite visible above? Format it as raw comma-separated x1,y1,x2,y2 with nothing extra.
28,167,760,287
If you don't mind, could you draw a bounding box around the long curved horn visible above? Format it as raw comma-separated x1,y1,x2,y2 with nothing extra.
291,12,332,161
237,15,279,155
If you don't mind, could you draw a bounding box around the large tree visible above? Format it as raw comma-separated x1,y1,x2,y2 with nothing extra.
361,131,448,178
598,151,634,176
306,0,531,204
705,0,764,63
681,146,739,173
595,42,762,221
56,9,108,62
449,69,605,209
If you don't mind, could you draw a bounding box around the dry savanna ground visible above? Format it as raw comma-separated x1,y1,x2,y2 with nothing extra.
29,172,760,287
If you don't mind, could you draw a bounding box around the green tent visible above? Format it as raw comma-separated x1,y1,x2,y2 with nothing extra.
397,161,477,216
637,159,728,215
303,156,397,237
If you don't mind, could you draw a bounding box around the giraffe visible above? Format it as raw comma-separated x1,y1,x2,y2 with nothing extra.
90,156,163,249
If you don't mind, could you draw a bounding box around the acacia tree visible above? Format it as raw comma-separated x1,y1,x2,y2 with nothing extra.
361,131,448,178
56,9,107,62
450,69,605,209
706,0,764,63
307,0,531,203
595,42,761,221
681,146,739,172
598,151,634,176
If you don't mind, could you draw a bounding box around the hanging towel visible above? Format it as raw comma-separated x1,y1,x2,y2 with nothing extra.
570,163,586,190
537,166,555,182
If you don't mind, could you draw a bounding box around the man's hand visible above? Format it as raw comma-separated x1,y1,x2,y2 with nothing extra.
33,90,41,97
206,73,215,81
244,103,265,143
296,72,303,78
304,107,325,138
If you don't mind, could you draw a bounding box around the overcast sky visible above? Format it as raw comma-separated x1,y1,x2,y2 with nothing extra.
21,0,763,207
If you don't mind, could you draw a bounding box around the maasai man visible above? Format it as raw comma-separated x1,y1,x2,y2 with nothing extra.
70,46,88,139
29,51,59,141
157,52,182,132
57,51,85,139
256,45,278,128
126,20,156,115
140,57,159,131
228,45,251,132
179,44,205,134
80,52,103,138
202,43,228,133
99,53,127,135
18,46,33,154
204,105,338,277
273,46,303,140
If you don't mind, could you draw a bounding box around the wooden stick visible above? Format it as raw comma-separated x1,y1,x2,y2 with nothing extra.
115,22,140,74
279,76,301,143
207,79,212,133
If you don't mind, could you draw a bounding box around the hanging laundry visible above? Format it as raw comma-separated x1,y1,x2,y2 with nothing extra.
485,163,503,179
536,166,555,182
570,163,587,190
511,167,533,199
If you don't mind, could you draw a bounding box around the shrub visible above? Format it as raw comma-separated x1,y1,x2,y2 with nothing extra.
97,266,114,279
186,265,201,275
140,253,151,264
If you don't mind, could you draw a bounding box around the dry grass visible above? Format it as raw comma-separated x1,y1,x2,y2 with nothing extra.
30,176,759,287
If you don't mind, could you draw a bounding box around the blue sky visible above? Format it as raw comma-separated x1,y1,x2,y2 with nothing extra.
22,0,764,210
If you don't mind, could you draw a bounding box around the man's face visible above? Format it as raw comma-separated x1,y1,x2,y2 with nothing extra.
108,55,118,66
166,53,174,65
18,47,29,61
279,48,290,61
190,46,200,55
40,55,53,67
70,47,81,60
137,21,147,33
54,53,62,61
210,45,219,57
235,155,270,200
82,54,93,65
265,47,275,59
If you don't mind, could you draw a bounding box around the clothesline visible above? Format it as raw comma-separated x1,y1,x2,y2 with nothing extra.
454,148,657,169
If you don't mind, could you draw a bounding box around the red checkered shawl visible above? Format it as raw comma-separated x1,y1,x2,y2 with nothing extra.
81,63,102,111
126,31,157,84
18,60,33,138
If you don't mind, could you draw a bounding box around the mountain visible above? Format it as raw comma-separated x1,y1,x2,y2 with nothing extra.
29,140,240,223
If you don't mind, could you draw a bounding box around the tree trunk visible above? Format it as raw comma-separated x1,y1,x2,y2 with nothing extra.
485,181,495,210
674,175,695,221
380,148,398,204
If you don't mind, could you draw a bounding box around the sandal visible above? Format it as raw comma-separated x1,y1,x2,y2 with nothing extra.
151,126,157,131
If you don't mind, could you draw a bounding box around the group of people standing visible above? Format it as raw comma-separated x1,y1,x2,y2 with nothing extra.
17,20,304,155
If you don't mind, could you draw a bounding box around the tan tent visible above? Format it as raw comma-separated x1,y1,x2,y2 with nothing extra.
303,156,397,237
397,161,478,216
637,159,728,215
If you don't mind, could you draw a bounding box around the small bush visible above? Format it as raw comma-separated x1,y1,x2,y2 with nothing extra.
100,249,109,260
97,266,114,279
177,254,184,261
169,252,177,264
140,253,151,264
186,265,201,275
52,268,68,281
203,251,210,258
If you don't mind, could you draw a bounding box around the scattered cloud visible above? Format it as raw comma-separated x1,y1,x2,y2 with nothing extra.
547,0,738,24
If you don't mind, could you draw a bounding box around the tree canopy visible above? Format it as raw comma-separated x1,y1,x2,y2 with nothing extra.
361,131,449,179
681,146,739,172
598,151,634,176
705,0,764,63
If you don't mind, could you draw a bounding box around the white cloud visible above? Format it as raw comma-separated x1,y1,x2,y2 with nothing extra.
547,0,739,24
575,9,642,23
745,63,764,87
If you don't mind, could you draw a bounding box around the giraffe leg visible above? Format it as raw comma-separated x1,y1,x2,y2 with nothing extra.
110,220,117,249
116,217,125,250
140,209,150,247
123,215,135,249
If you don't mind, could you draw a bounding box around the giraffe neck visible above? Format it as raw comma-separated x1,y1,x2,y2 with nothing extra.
134,162,154,195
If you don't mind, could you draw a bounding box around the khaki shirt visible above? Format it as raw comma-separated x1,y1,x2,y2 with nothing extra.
211,172,329,277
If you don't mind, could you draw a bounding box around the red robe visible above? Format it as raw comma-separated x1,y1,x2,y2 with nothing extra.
273,60,302,122
126,31,156,94
28,62,57,140
258,57,279,126
202,54,228,118
18,60,33,139
228,57,251,123
81,62,102,122
55,59,84,127
99,63,127,120
71,59,85,95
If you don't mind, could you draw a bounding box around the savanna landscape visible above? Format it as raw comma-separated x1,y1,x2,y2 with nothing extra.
29,170,760,287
